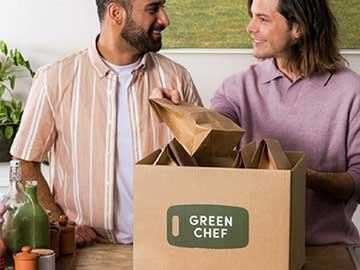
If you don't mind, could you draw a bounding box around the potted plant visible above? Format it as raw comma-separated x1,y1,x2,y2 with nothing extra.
0,40,34,161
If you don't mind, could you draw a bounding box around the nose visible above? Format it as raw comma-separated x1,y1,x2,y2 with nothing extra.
246,17,257,33
157,7,170,27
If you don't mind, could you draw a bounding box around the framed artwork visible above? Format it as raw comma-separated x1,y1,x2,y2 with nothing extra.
162,0,360,49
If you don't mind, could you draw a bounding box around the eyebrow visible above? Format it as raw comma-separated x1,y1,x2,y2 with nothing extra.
253,12,270,18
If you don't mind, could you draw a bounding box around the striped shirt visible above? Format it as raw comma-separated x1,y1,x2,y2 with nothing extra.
10,39,202,242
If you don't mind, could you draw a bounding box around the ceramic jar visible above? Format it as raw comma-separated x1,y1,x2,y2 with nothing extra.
13,246,39,270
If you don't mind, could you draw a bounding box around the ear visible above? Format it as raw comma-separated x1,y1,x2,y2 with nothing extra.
107,2,127,26
291,22,301,41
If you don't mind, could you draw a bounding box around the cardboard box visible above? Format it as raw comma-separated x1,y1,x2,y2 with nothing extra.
134,99,306,270
134,151,305,270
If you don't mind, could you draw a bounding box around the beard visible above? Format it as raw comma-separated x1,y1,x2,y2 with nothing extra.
121,16,164,53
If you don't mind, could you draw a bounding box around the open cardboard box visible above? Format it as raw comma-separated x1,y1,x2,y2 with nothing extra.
134,99,306,270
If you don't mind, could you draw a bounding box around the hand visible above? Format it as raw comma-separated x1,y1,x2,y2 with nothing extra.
74,224,108,248
150,87,181,104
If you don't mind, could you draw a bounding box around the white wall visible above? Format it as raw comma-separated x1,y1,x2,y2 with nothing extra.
1,0,360,226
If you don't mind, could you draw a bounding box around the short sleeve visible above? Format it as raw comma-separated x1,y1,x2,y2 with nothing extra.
181,69,203,107
10,67,57,162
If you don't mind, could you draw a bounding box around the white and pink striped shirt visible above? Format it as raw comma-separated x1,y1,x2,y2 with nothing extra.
10,39,202,242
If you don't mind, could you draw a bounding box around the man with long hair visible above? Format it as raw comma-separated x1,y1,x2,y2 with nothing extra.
11,0,202,247
152,0,360,245
211,0,360,244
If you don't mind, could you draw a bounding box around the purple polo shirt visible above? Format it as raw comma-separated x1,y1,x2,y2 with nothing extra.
211,59,360,245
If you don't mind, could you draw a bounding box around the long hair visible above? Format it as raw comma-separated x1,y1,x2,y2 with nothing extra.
247,0,347,76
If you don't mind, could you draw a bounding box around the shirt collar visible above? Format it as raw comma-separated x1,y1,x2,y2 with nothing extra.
258,58,334,87
88,35,149,79
259,59,285,84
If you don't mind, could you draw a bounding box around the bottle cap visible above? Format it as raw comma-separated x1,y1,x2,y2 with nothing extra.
10,160,20,167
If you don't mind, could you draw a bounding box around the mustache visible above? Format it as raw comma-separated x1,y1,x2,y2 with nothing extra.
151,24,166,32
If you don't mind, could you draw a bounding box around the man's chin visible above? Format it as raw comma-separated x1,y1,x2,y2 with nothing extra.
252,50,271,60
148,41,162,52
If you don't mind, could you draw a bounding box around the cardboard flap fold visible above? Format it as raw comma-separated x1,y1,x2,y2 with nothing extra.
149,98,245,157
252,139,292,170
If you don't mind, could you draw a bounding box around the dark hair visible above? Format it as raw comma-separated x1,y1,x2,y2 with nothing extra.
96,0,132,23
247,0,347,75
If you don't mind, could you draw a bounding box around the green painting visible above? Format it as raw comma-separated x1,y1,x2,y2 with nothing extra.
162,0,360,49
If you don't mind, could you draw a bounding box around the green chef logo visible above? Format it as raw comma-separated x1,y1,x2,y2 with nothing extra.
167,204,249,249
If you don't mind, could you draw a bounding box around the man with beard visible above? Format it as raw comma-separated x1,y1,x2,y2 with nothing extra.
10,0,202,246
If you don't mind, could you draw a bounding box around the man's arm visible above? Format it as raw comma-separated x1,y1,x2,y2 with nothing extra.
307,168,355,201
20,160,108,247
19,160,64,220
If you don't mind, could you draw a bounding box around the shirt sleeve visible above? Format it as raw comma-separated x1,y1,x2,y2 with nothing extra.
10,67,57,162
210,78,241,125
181,69,203,107
346,94,360,203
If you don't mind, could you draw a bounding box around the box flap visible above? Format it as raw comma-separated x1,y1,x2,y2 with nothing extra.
149,98,245,157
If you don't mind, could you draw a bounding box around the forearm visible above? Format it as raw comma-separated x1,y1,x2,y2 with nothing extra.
19,160,64,220
307,168,355,201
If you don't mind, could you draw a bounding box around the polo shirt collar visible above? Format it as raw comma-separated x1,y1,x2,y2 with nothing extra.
259,58,333,87
259,59,284,84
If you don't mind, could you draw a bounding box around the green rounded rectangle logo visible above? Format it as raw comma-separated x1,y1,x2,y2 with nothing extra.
167,204,249,249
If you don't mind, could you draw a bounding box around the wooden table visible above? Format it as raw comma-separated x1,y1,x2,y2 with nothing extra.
57,244,356,270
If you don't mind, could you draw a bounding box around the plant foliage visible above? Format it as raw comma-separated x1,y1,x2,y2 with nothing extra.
0,40,34,140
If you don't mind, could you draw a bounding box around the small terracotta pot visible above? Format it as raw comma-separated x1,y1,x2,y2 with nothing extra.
13,246,39,270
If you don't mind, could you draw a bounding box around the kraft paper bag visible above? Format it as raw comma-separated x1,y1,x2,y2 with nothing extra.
154,138,198,166
252,139,292,170
149,98,245,158
238,141,257,168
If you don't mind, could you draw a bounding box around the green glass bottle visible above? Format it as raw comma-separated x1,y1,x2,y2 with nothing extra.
15,181,50,249
1,161,31,253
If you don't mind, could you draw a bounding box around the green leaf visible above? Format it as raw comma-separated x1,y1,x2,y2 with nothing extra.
0,41,8,55
24,61,35,77
14,50,25,66
9,75,16,90
0,84,5,98
4,126,13,139
10,110,20,124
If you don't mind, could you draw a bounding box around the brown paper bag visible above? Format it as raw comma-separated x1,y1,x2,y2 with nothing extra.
251,138,292,170
238,141,257,168
149,98,245,157
154,138,198,166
